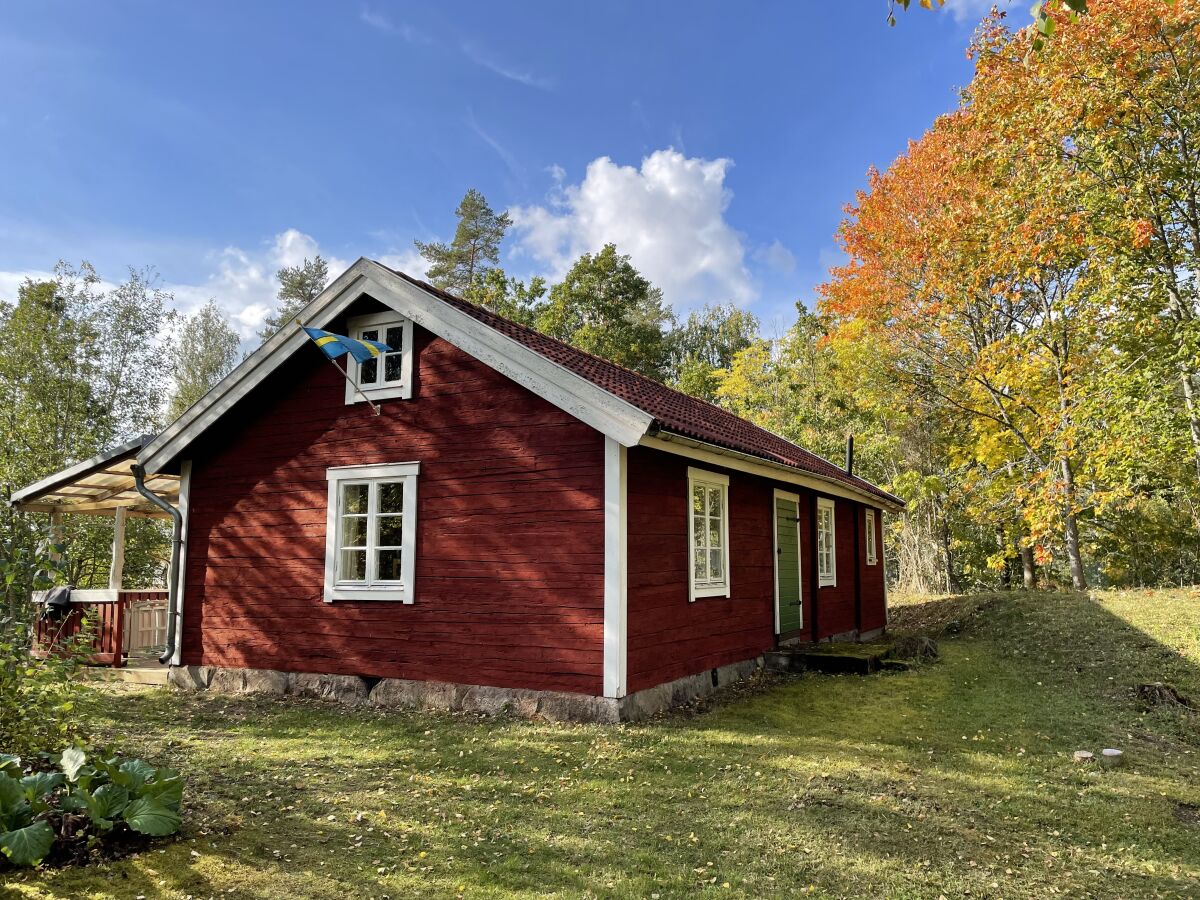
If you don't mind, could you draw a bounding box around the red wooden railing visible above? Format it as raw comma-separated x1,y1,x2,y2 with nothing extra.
32,590,168,668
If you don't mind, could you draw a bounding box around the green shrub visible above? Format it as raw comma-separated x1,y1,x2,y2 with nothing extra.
0,526,66,634
0,748,183,868
0,614,96,757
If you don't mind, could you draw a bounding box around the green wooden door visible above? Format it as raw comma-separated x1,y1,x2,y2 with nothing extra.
775,496,803,633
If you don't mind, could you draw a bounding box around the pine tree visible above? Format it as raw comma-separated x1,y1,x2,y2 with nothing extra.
258,256,329,341
415,189,512,294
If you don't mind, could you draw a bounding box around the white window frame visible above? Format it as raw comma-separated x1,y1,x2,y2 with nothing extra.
687,466,730,601
817,497,837,588
324,462,419,603
865,508,878,566
345,312,414,404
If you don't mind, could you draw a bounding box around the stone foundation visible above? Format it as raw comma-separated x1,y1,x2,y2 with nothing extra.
167,655,765,724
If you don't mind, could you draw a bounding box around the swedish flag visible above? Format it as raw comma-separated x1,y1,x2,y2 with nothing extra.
302,327,390,365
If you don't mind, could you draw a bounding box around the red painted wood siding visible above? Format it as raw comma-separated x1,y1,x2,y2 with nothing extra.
625,447,888,692
813,500,859,638
625,448,775,692
181,311,606,694
860,510,887,633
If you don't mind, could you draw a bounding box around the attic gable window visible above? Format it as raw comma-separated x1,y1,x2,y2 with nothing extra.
346,312,414,404
817,497,836,587
324,462,418,603
688,467,730,601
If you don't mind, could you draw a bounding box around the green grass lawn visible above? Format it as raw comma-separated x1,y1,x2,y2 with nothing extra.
5,589,1200,899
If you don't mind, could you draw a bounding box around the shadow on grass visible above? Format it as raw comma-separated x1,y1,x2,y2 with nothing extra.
10,591,1200,899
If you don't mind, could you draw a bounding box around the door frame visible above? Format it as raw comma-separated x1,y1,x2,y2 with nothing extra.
772,488,804,635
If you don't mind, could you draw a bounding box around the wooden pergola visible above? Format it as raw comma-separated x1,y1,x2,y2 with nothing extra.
10,435,179,591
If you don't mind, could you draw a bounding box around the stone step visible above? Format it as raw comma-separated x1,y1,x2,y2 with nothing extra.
85,664,169,685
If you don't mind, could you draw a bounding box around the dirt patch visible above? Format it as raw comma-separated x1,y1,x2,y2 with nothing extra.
887,594,1000,638
1174,802,1200,825
1135,682,1193,709
662,671,791,720
0,821,180,872
890,635,939,661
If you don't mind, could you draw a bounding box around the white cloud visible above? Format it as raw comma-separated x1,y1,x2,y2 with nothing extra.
461,41,554,90
942,0,1007,24
0,229,354,346
817,245,845,277
755,240,796,275
377,246,427,279
359,9,429,43
466,109,524,183
0,268,56,302
160,230,350,340
510,149,755,310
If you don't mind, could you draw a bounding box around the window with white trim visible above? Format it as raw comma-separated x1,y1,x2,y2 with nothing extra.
687,467,730,601
816,497,837,587
324,462,418,603
346,312,414,404
865,509,878,566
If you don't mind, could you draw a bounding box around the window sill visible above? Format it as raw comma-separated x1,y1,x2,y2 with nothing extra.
690,584,731,602
818,578,837,589
348,383,411,403
324,586,412,604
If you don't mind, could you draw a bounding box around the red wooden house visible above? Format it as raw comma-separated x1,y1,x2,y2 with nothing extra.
26,259,902,721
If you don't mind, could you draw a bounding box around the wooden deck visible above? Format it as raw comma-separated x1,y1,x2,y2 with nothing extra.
32,589,168,668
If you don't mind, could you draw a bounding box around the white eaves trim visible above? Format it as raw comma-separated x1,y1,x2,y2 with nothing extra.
640,434,903,513
365,264,653,447
138,259,654,474
138,263,374,474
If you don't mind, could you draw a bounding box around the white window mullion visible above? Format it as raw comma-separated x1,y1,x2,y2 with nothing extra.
365,481,378,586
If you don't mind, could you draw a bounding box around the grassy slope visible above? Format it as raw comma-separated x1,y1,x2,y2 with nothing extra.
4,589,1200,899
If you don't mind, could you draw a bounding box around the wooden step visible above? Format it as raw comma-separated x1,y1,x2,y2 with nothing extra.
776,641,895,675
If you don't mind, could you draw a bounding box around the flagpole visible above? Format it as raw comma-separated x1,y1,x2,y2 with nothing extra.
334,356,382,416
297,321,382,416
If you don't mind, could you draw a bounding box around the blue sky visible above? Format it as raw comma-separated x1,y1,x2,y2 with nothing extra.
0,0,1003,337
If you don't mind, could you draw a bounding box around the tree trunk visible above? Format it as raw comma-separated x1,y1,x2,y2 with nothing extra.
997,526,1012,590
1059,457,1088,590
1165,286,1200,486
941,512,959,594
1179,369,1200,485
1020,545,1037,590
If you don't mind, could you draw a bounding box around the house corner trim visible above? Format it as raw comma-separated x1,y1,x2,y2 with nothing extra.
172,459,192,666
603,436,628,698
